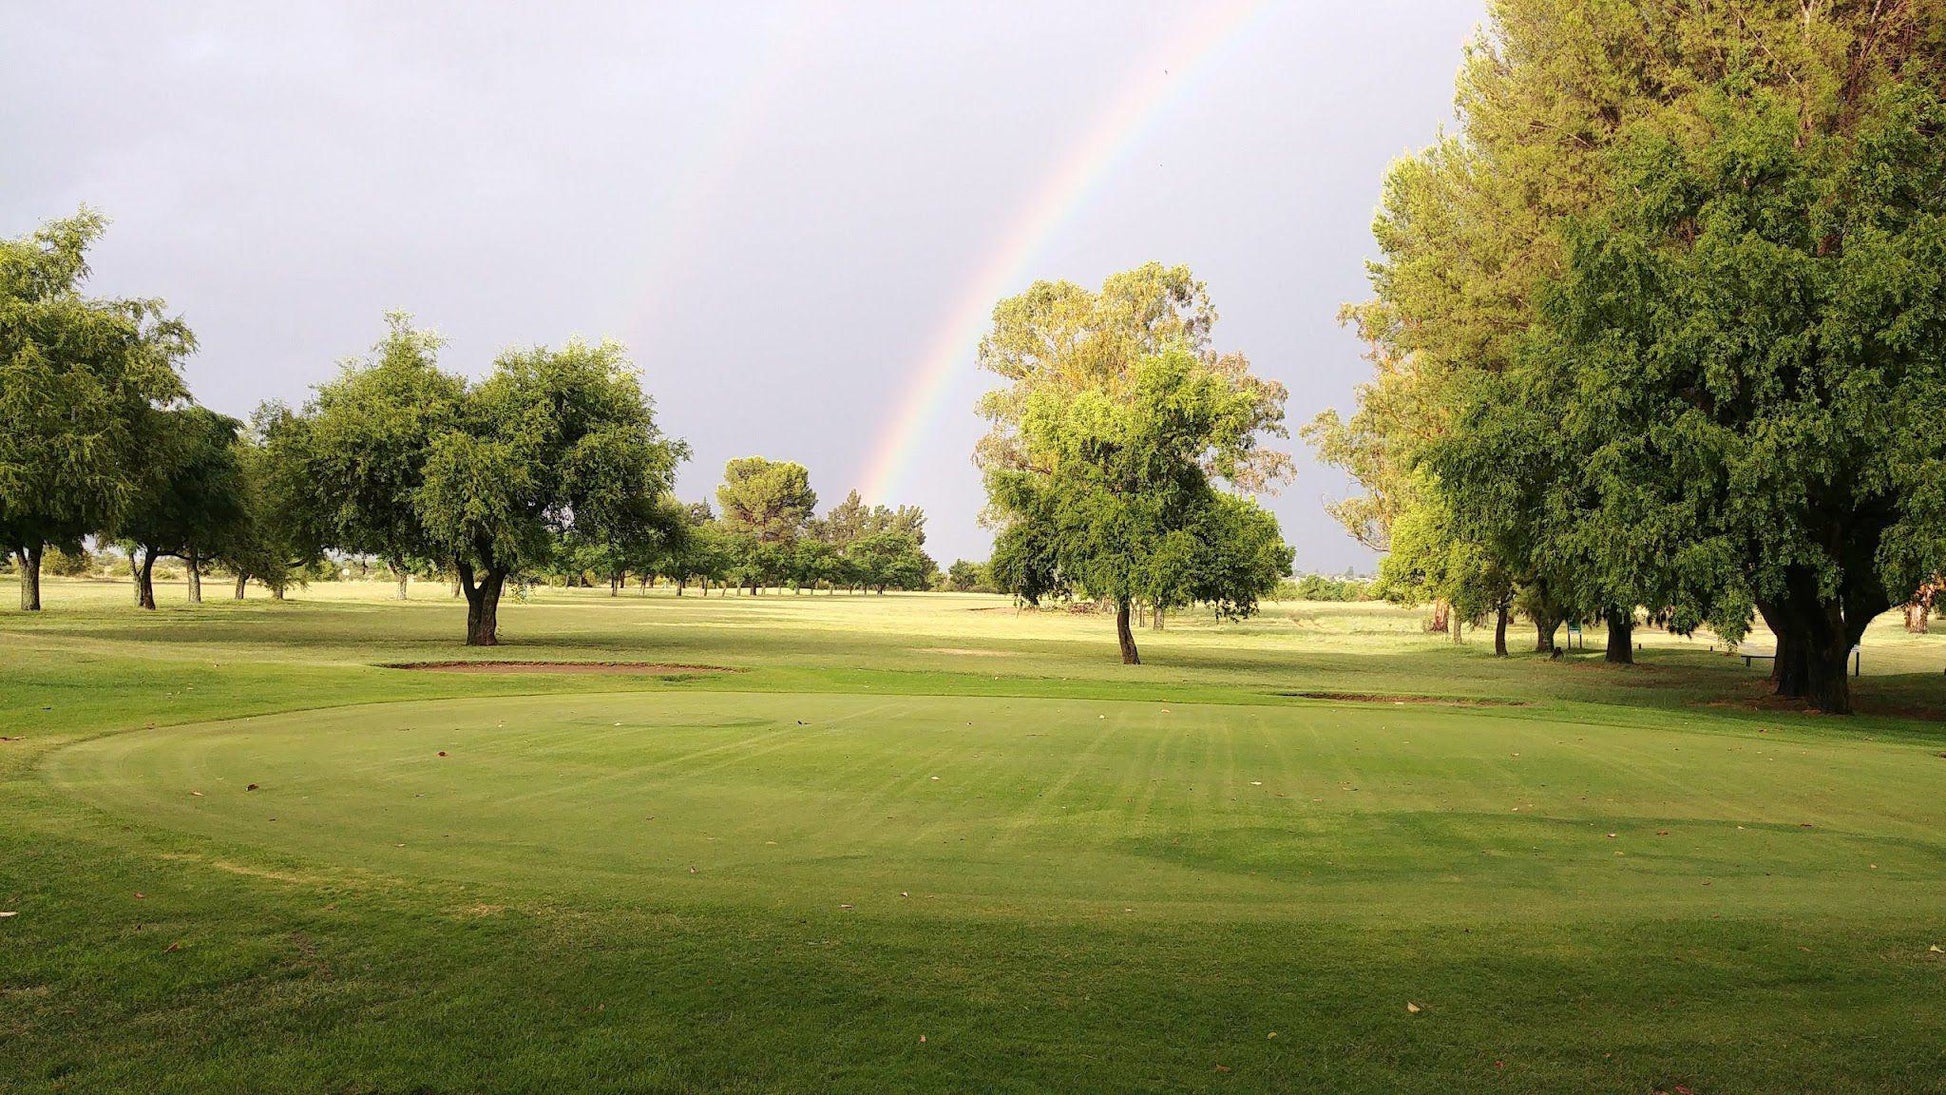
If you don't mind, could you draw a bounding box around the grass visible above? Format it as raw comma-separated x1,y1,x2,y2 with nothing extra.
3,578,1945,1093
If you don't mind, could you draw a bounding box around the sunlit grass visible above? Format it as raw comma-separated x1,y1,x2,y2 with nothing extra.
4,580,1945,1092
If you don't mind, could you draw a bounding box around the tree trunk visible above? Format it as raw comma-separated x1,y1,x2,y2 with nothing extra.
1494,602,1509,657
186,552,202,604
459,563,507,646
394,566,410,601
1604,610,1634,665
610,575,620,597
1429,599,1450,634
129,552,142,605
1450,611,1464,644
137,550,157,610
1758,570,1886,715
1115,598,1141,664
234,573,248,600
16,544,43,611
1534,616,1558,654
1152,606,1166,631
272,585,286,601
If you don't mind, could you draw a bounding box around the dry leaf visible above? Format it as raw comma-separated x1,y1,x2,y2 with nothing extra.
0,911,17,918
247,784,258,791
190,791,203,797
1406,1002,1421,1013
164,942,181,953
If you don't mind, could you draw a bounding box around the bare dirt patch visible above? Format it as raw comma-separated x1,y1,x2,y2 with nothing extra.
1277,691,1530,708
382,661,737,675
919,647,1014,657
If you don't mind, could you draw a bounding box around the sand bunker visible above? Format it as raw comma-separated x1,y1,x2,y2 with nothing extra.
383,661,737,675
1277,691,1528,707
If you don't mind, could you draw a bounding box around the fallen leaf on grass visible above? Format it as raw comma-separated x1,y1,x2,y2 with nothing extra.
1213,1064,1231,1073
437,751,447,757
1928,944,1942,953
1406,1002,1421,1014
190,791,203,797
164,942,180,953
133,893,146,899
839,904,854,910
0,911,16,918
246,784,259,791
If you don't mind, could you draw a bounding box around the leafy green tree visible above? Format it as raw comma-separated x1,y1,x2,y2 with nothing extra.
113,406,247,609
657,502,727,595
1311,0,1728,646
977,262,1292,492
0,210,191,609
715,457,815,593
1532,60,1946,712
211,407,325,599
416,339,685,645
293,313,464,600
945,559,992,593
848,529,935,594
985,347,1293,664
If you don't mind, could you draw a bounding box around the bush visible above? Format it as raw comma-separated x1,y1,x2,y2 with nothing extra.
1278,574,1373,602
43,546,97,577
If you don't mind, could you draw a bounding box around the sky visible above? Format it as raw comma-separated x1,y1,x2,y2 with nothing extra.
3,1,1487,573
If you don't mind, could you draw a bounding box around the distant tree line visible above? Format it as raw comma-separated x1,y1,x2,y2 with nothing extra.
1308,1,1946,713
1,229,939,644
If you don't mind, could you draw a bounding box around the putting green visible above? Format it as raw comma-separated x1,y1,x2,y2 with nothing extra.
46,691,1946,921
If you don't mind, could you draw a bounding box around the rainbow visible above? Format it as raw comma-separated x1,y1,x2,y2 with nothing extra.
856,0,1271,503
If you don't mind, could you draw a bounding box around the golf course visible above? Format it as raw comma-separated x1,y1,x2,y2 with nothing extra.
5,583,1944,1093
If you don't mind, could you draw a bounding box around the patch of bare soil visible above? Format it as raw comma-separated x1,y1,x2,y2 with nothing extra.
382,661,737,675
1277,691,1530,708
919,647,1013,657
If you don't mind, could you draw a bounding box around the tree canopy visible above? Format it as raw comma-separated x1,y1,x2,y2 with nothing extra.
985,344,1293,663
1316,0,1946,710
0,210,192,609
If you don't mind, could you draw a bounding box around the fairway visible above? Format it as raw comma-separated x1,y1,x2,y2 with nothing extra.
7,587,1946,1093
48,691,1946,923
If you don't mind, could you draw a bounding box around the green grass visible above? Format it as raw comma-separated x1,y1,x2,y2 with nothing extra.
4,579,1946,1092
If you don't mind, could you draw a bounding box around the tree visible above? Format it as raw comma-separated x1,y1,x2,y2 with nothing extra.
658,501,727,595
0,210,191,610
1310,0,1724,649
211,406,325,599
946,559,993,593
293,313,464,601
1534,59,1946,712
849,529,935,593
976,262,1292,491
114,406,247,609
715,457,815,593
415,338,684,645
985,347,1293,664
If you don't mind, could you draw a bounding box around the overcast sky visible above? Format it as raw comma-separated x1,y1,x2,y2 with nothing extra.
4,1,1485,571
